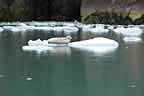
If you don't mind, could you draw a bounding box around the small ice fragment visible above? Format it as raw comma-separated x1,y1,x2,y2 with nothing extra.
126,47,128,48
123,37,142,42
26,77,32,81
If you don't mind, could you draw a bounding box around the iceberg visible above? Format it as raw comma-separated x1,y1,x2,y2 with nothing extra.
69,37,119,53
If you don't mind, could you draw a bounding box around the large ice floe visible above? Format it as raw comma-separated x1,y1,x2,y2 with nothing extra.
69,37,119,53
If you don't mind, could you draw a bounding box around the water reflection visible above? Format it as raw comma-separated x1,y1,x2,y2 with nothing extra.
120,41,144,96
22,46,71,57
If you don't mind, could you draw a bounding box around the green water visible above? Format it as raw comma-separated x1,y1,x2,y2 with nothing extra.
0,30,144,96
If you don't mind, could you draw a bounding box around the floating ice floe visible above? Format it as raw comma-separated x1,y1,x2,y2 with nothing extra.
27,35,72,46
25,21,78,27
2,24,31,32
82,24,95,32
30,26,54,31
90,27,109,33
123,37,142,43
69,37,119,53
23,38,69,52
28,39,48,46
0,27,4,32
113,27,143,37
82,24,109,33
1,25,79,33
53,26,79,33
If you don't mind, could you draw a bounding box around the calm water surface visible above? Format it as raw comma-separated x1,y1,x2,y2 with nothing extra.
0,24,144,96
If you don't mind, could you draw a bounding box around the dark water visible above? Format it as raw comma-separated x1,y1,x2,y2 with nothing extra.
0,28,144,96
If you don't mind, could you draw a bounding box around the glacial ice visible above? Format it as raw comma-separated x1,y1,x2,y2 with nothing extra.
0,27,4,32
123,37,142,42
28,39,48,46
0,22,144,46
113,27,143,37
82,24,109,33
1,22,80,33
69,37,119,53
0,22,143,38
26,39,68,47
53,26,79,33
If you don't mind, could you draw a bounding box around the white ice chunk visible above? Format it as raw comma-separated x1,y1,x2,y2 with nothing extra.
82,24,109,33
30,26,54,31
123,37,142,42
63,26,79,33
28,39,48,46
53,26,79,33
69,37,119,53
108,25,114,30
0,27,4,32
27,38,70,47
82,24,95,32
3,25,30,32
3,26,14,30
63,22,76,27
114,27,143,37
11,26,28,32
90,28,109,33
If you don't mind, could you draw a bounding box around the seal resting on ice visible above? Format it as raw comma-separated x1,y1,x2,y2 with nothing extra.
47,36,72,44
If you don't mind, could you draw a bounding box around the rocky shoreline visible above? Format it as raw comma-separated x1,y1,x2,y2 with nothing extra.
82,11,144,25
